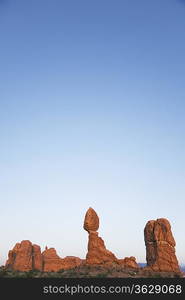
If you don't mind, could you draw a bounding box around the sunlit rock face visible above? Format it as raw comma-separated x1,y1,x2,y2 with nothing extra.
144,218,180,272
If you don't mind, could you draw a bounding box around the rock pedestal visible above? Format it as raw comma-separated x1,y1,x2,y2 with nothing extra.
84,207,118,265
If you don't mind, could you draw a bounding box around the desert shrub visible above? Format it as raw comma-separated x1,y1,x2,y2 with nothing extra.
152,273,163,278
58,269,65,273
96,272,108,278
0,267,7,277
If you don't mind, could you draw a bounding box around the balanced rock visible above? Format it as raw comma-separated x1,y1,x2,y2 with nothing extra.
84,208,117,265
84,207,99,232
5,240,43,271
144,218,180,272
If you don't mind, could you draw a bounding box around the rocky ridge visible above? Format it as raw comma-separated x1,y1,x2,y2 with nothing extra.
4,208,180,274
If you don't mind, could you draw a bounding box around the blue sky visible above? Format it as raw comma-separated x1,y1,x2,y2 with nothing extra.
0,0,185,265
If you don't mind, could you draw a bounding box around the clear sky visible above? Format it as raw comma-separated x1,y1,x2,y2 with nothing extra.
0,0,185,266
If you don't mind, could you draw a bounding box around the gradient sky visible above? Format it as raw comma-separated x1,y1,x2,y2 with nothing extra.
0,0,185,266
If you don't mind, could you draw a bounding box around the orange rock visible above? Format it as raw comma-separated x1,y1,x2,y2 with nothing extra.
61,256,82,270
84,208,118,265
86,231,118,264
6,243,21,270
32,244,43,271
6,241,82,272
118,256,139,269
83,207,99,232
5,240,43,271
42,248,82,271
144,218,180,272
42,248,63,272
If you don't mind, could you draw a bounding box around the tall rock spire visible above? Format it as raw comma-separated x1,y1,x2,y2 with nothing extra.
144,218,180,272
83,207,117,265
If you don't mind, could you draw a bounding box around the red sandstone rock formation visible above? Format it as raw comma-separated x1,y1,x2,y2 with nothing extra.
118,256,138,269
42,247,62,272
84,207,99,232
86,231,118,264
6,242,82,272
7,211,180,274
84,208,118,265
144,218,180,272
62,256,82,270
42,248,82,271
33,244,43,271
83,208,139,267
5,240,42,271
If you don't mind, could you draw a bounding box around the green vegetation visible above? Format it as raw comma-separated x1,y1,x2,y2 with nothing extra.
0,265,183,278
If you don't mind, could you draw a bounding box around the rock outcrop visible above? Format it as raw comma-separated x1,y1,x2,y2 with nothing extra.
42,248,82,271
32,244,43,271
62,256,82,270
84,207,118,265
42,247,63,272
86,231,118,264
118,256,138,269
144,218,180,272
6,241,82,272
5,211,180,275
83,208,139,268
5,240,42,271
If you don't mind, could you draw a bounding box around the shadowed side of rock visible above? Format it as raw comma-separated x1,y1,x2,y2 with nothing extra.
33,244,43,271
